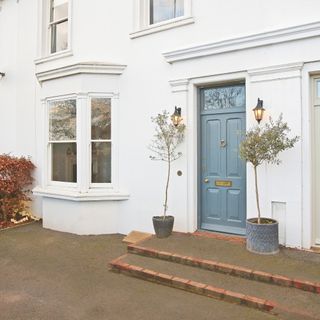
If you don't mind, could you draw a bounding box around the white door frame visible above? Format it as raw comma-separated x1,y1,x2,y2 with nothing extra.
301,61,320,248
170,71,249,233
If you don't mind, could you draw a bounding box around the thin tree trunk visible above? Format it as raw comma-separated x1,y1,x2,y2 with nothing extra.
254,165,261,224
163,157,171,218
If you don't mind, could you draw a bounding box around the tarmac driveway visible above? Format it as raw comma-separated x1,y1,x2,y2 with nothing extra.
0,222,280,320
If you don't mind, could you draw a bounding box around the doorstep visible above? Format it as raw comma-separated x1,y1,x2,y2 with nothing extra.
192,230,246,244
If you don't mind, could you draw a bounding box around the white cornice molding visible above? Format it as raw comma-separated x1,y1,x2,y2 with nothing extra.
248,62,303,83
163,21,320,64
169,79,189,92
36,62,127,83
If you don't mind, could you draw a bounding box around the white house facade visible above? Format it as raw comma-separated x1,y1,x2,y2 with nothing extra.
1,0,320,249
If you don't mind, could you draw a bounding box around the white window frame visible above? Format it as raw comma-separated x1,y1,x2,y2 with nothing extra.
46,94,78,188
35,0,73,63
149,0,184,25
43,92,119,193
48,0,70,54
47,0,72,55
131,0,194,39
88,93,117,190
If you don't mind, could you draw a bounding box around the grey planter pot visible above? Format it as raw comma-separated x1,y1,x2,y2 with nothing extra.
246,218,279,255
152,215,174,238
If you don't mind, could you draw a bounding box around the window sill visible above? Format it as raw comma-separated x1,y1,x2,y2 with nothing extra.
34,49,73,65
130,16,194,39
33,186,130,202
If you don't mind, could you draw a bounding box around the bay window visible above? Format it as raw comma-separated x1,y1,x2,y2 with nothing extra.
46,94,114,190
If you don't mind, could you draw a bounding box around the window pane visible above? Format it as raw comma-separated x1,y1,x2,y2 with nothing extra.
203,85,245,111
49,99,76,141
51,20,68,53
52,143,77,182
150,0,184,24
51,0,68,21
91,98,111,140
92,142,111,183
317,80,320,98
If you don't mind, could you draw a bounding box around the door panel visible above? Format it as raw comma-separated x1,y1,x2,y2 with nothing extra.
227,189,241,222
206,119,221,176
226,117,242,177
200,84,246,235
205,188,221,219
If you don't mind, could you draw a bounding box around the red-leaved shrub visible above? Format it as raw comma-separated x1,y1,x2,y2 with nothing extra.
0,154,35,223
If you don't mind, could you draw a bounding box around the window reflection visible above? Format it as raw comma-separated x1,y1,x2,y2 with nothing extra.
52,143,77,182
92,142,111,183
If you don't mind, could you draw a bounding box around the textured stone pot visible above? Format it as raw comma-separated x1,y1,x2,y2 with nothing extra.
152,215,174,238
246,218,279,255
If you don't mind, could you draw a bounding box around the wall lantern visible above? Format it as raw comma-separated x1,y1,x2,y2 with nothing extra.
253,98,265,124
0,72,5,79
171,106,183,127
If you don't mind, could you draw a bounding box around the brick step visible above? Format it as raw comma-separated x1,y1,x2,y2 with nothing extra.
110,253,320,320
134,233,320,285
128,244,320,294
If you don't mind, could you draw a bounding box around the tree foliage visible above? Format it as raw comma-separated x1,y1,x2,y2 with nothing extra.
239,115,299,223
149,110,185,216
0,154,35,224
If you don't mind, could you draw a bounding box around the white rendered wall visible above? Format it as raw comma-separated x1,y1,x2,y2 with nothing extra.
0,0,41,216
1,1,320,247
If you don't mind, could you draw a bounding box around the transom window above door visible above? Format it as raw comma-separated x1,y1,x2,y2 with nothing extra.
49,0,69,53
202,84,246,112
150,0,184,24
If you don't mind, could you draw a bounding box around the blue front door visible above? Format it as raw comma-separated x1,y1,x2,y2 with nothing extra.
200,84,246,235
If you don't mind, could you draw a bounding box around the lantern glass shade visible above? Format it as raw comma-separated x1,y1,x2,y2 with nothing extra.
171,107,182,126
253,98,265,124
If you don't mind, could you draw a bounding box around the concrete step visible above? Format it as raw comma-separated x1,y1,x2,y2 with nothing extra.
110,253,320,320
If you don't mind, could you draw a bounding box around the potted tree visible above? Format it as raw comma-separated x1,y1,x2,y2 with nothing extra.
239,115,299,254
149,109,185,238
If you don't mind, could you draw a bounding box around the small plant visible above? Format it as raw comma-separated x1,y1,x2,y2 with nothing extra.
239,115,299,224
0,154,35,226
149,110,185,217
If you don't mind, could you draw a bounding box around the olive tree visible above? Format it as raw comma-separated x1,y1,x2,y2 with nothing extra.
239,115,299,224
149,110,185,217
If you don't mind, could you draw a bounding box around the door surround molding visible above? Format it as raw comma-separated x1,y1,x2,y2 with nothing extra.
300,61,320,248
198,84,246,234
169,71,249,233
311,75,320,245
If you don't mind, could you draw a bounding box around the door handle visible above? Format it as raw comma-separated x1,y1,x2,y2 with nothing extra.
204,178,209,183
220,140,227,148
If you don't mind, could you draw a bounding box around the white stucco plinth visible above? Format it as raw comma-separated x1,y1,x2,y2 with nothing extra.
42,197,121,235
